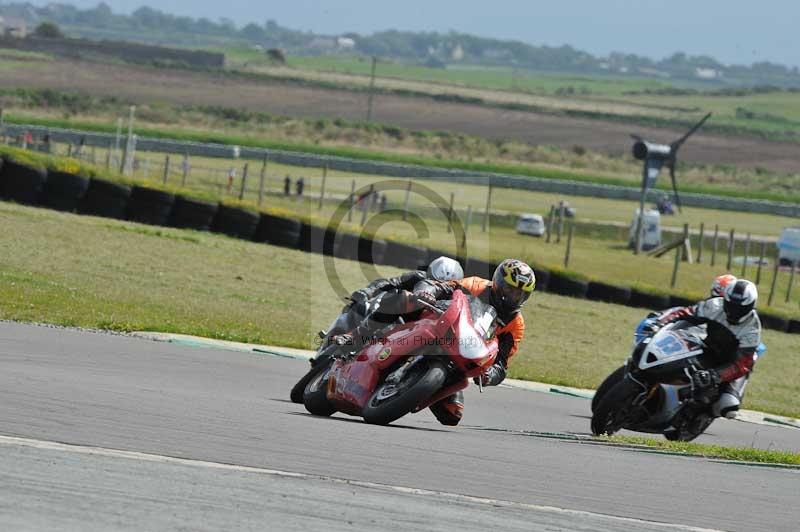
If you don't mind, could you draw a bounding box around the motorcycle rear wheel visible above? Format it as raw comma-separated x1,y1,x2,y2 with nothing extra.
591,365,626,413
363,359,447,426
591,377,645,436
302,359,337,417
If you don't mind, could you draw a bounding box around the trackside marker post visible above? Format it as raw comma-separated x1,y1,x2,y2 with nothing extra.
755,241,766,285
697,222,705,263
238,163,249,201
768,250,780,307
726,228,735,271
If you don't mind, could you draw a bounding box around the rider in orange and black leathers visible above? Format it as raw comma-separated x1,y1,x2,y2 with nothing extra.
417,259,535,425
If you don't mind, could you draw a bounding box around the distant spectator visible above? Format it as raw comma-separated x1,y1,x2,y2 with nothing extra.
379,194,388,211
656,194,676,215
227,167,236,193
283,175,291,196
296,177,305,196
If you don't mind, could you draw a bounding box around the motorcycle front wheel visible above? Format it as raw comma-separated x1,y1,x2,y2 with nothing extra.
290,345,337,403
362,359,447,426
591,365,626,413
302,358,337,417
591,376,645,436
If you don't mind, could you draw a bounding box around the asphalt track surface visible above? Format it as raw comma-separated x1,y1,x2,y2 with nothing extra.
1,322,798,531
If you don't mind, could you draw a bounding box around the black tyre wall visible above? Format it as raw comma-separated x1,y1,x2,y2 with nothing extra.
0,159,47,205
211,205,260,240
168,195,218,231
383,241,427,270
334,232,360,261
760,312,789,333
41,171,89,212
126,186,175,226
547,272,589,298
79,179,131,219
587,282,632,305
532,267,550,292
669,295,696,308
629,289,671,310
254,214,302,248
465,258,495,279
300,223,336,255
359,237,387,265
788,320,800,335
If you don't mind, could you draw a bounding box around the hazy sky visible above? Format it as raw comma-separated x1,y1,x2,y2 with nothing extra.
24,1,800,67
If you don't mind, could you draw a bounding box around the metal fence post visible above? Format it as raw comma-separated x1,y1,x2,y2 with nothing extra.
671,244,682,289
258,155,267,205
447,192,455,234
181,153,190,187
238,163,249,201
402,180,411,221
710,224,719,266
697,222,705,263
482,183,492,232
564,223,574,268
755,241,766,285
162,155,170,184
767,250,780,307
318,164,327,209
726,228,735,271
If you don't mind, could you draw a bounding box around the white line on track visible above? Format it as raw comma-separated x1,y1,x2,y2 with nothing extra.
0,434,723,532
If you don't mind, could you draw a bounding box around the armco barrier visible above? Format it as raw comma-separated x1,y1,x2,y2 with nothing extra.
4,123,799,218
0,155,797,334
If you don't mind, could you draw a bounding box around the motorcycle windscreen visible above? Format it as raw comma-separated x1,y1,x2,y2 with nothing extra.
638,328,704,371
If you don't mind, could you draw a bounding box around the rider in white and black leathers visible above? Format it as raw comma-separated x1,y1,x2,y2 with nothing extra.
657,279,761,419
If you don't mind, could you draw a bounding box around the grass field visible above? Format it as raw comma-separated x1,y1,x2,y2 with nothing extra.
0,200,797,418
222,50,800,142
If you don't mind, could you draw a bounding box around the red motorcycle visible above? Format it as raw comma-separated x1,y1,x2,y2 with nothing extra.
302,289,500,425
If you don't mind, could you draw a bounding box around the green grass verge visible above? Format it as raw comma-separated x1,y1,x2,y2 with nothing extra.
601,435,800,466
0,201,797,418
6,113,800,205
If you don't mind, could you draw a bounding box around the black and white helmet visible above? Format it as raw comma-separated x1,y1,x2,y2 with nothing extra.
427,256,464,282
723,280,758,324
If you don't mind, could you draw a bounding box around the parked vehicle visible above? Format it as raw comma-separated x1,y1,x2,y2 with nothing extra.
777,227,800,265
302,290,499,425
591,318,737,441
628,208,661,250
516,214,546,237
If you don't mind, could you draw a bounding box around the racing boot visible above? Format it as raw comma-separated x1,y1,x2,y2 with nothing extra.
430,391,464,426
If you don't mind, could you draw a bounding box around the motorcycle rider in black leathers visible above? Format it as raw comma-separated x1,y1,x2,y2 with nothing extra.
289,257,463,403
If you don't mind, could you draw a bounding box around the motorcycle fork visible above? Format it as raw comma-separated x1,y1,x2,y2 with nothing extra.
385,355,424,385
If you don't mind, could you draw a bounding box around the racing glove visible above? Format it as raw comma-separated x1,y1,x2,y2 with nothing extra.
690,369,720,401
412,290,437,307
473,363,507,387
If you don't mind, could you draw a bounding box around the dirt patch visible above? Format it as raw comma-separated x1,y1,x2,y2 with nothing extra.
4,59,800,173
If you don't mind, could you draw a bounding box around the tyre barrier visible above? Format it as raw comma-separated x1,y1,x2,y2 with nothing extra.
760,312,789,333
532,267,550,292
465,258,495,280
359,237,387,265
383,241,427,270
211,205,260,240
334,232,360,261
168,195,218,231
254,214,302,248
300,223,336,256
0,159,47,205
2,166,800,334
40,171,90,212
79,179,131,220
629,289,671,310
547,272,589,298
587,281,632,306
668,295,695,309
127,186,175,226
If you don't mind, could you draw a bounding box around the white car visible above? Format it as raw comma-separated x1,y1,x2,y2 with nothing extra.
516,214,546,237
